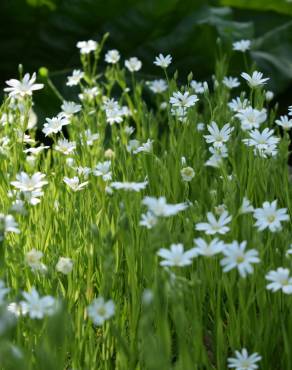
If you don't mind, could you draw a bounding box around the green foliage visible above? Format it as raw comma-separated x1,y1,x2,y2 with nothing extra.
0,37,292,369
251,21,292,91
220,0,292,16
0,0,292,111
26,0,58,10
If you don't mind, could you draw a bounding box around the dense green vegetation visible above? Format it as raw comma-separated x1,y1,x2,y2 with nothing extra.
0,1,292,369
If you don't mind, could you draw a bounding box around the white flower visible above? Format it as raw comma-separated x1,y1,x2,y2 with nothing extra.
125,57,142,72
241,71,269,88
242,128,279,157
181,156,187,166
7,302,22,317
222,76,240,89
253,200,289,232
181,167,195,182
147,79,168,93
142,289,153,305
190,80,207,94
153,54,172,68
110,181,148,192
104,149,115,159
66,69,84,86
142,196,188,217
124,126,135,136
139,212,158,229
204,121,233,147
157,244,197,266
126,139,140,153
66,158,75,167
55,138,76,155
24,145,49,155
197,122,205,131
228,97,250,112
76,40,97,54
102,99,124,125
228,348,261,369
105,185,113,195
76,166,91,179
20,287,56,319
105,49,120,64
83,129,99,146
63,176,88,192
102,97,120,111
106,109,124,125
195,210,232,235
170,91,198,109
11,172,48,192
4,73,44,97
220,241,260,278
25,249,46,272
239,197,254,214
26,190,45,205
42,114,70,136
87,297,115,326
265,90,274,102
192,238,225,257
288,105,292,116
56,257,73,275
78,86,99,101
0,214,20,236
93,161,112,181
171,106,188,122
232,39,251,52
236,107,267,131
61,101,81,116
133,139,153,154
265,267,292,294
275,115,292,130
10,199,26,215
119,105,131,117
205,144,228,168
214,204,227,216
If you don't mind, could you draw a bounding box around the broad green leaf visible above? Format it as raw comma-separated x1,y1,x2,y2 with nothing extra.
220,0,292,16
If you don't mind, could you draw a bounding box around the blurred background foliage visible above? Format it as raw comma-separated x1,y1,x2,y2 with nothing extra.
0,0,292,115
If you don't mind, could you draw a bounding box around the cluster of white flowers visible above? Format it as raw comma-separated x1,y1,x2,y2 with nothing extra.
102,97,131,125
169,91,199,122
157,238,260,279
2,36,292,368
236,107,267,131
204,121,233,168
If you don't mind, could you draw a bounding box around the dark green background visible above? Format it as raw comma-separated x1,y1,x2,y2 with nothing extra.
1,0,292,113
